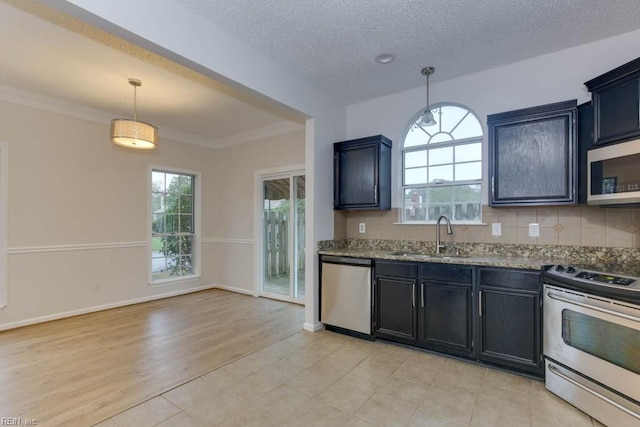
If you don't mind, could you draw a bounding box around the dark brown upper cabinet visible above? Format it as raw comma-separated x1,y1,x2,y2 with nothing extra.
585,56,640,147
488,100,578,206
334,135,392,210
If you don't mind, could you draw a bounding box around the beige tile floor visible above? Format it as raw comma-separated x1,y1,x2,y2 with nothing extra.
94,330,604,427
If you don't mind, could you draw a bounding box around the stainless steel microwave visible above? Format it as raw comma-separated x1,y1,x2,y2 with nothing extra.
588,138,640,205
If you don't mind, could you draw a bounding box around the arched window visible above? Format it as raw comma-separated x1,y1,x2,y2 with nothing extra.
402,104,483,222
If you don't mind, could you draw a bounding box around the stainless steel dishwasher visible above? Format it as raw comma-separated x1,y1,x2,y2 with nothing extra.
320,256,372,335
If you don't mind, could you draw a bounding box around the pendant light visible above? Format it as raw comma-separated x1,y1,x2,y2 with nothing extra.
419,66,436,127
110,78,158,149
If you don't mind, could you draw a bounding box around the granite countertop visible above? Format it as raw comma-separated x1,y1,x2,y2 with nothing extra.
318,248,556,270
318,239,640,276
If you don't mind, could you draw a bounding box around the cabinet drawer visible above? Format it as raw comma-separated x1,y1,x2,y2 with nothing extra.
375,260,418,278
421,263,473,284
479,267,541,291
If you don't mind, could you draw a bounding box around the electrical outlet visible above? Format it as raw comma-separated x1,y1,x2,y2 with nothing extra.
529,223,540,237
491,223,502,236
94,281,102,292
358,223,366,234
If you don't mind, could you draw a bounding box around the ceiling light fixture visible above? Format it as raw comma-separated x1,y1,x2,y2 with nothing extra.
375,53,396,64
419,66,436,127
110,78,158,149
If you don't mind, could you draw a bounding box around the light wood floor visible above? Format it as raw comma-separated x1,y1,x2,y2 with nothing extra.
0,289,304,426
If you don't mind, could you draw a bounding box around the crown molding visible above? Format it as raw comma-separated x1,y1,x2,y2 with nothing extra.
209,120,305,148
0,85,113,124
0,85,304,149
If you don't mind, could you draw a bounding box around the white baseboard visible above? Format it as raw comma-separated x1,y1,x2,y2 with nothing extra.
0,284,218,331
213,284,255,296
304,322,325,332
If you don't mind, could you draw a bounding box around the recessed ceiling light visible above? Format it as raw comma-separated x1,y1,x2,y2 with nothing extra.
375,53,395,64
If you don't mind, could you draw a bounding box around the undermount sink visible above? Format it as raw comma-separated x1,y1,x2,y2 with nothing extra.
389,251,426,257
389,251,471,259
436,254,472,259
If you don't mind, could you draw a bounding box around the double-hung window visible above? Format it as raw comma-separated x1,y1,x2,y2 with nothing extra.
151,169,199,283
402,104,483,222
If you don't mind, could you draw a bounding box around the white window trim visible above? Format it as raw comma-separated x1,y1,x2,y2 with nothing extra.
400,103,484,224
148,165,202,286
0,142,7,308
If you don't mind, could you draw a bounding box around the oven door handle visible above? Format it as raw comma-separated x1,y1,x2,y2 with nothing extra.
548,363,640,421
546,290,640,323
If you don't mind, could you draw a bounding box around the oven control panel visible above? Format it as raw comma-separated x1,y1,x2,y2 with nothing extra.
574,271,636,286
546,265,639,290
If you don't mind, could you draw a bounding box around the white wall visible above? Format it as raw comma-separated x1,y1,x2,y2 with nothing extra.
208,129,305,295
45,0,346,331
346,29,640,207
0,98,306,329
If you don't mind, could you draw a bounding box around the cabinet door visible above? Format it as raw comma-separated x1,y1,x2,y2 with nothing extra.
593,78,640,145
478,286,542,375
334,135,392,210
374,275,417,343
334,143,378,209
419,281,473,357
488,100,577,206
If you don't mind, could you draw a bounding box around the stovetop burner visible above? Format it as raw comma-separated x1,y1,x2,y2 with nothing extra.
544,264,640,303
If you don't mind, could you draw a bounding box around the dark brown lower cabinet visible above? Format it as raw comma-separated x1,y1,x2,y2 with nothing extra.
373,260,543,378
374,261,418,344
477,267,543,376
375,275,417,343
419,262,474,358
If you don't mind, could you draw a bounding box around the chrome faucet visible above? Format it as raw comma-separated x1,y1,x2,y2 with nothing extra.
435,214,453,255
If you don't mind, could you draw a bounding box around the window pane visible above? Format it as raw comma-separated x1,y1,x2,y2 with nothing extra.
180,175,193,194
438,106,468,133
405,150,427,168
453,184,482,221
152,193,164,213
166,174,180,192
455,143,482,162
180,195,193,213
166,214,179,233
451,114,483,139
180,235,193,256
404,188,428,221
179,214,193,233
152,214,165,233
180,255,193,275
404,125,430,148
428,147,453,166
455,161,482,180
429,133,453,144
429,165,453,183
152,172,165,193
405,167,427,185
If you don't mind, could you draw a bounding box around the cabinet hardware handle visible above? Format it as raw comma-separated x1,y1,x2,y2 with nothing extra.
478,290,483,316
421,283,424,308
491,177,495,199
547,290,640,322
412,282,416,307
374,184,378,204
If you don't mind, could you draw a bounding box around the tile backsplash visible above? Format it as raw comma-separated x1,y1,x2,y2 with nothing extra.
337,205,640,248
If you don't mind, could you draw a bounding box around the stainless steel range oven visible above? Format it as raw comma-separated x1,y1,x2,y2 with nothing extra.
543,265,640,426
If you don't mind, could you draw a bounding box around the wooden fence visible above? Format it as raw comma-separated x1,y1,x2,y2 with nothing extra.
264,210,305,279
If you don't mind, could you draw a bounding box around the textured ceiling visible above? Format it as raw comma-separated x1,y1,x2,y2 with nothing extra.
1,0,640,149
176,0,640,104
0,0,304,149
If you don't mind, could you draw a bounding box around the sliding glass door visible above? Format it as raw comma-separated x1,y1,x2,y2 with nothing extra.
261,173,305,302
